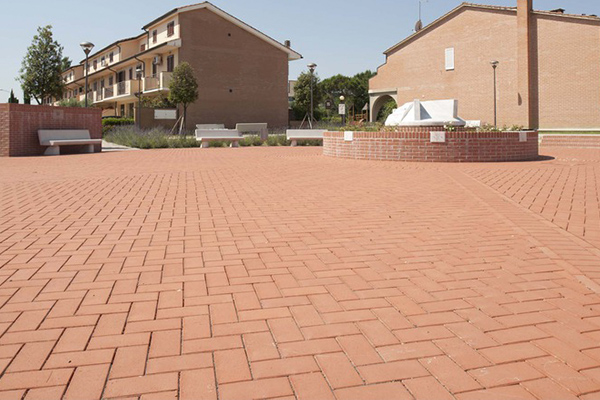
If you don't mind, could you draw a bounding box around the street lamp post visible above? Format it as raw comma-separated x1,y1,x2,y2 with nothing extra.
136,66,143,129
339,95,346,126
80,42,95,108
307,63,317,128
490,60,499,127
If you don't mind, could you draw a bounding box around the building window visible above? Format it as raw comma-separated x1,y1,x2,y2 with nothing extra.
109,52,114,63
129,68,133,80
445,48,455,71
93,60,97,70
153,30,157,43
167,55,175,72
140,44,146,52
93,82,97,91
101,57,106,66
109,76,114,86
167,21,175,37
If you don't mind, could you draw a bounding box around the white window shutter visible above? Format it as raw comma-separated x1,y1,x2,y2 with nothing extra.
445,48,455,71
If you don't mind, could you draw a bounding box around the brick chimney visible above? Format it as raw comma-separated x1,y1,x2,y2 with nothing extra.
517,0,535,128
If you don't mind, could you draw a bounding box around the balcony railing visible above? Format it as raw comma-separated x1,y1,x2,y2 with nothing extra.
143,72,172,92
91,80,139,103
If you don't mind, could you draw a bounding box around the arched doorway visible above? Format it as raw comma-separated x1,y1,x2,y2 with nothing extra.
371,95,398,123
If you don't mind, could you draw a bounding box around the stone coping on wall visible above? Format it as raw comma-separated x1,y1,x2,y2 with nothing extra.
323,127,539,163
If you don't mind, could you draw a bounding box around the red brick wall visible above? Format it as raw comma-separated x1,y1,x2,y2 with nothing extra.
323,127,539,163
370,7,600,129
0,105,9,157
0,104,102,157
540,134,600,148
179,9,290,130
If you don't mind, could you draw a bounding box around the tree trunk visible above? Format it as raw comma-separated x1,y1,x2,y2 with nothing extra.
182,104,188,136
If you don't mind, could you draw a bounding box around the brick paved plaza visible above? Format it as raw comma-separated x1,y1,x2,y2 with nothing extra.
1,146,600,399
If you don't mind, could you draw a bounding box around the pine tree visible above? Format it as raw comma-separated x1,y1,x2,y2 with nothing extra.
18,26,65,105
8,90,19,104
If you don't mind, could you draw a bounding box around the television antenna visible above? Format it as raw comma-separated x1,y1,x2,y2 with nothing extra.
415,0,428,32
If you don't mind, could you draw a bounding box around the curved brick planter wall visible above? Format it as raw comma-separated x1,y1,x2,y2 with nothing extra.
323,127,539,163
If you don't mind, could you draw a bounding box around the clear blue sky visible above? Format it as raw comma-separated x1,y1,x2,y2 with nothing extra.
1,0,598,102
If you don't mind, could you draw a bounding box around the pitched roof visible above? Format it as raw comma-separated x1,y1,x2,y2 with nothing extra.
384,2,600,55
142,2,302,61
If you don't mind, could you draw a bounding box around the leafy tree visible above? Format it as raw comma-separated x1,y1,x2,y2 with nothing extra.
141,93,176,109
61,57,72,72
8,90,19,104
320,74,351,104
57,98,85,107
377,98,397,122
23,92,31,105
18,26,65,105
349,70,376,111
168,62,198,134
292,71,322,120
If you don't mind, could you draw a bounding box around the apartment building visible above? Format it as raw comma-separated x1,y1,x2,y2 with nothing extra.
369,0,600,129
60,2,302,128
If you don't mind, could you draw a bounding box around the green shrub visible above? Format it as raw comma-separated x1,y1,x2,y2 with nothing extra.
239,135,264,147
102,117,135,136
266,134,289,146
57,98,85,107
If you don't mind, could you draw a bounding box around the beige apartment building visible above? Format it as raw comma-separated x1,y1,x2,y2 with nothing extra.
60,2,301,129
370,0,600,129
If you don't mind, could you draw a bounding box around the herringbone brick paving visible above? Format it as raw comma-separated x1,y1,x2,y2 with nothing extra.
0,146,599,399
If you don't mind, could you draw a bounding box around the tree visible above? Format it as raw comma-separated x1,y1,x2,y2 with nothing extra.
57,98,85,107
8,90,19,104
168,62,199,134
292,71,322,120
349,70,376,111
18,26,65,105
61,57,72,72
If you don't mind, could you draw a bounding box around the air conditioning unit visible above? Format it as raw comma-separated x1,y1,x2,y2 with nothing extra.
153,56,163,65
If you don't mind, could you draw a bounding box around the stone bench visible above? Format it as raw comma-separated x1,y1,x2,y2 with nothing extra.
196,124,225,130
286,129,327,147
195,129,243,148
236,123,268,140
38,130,102,156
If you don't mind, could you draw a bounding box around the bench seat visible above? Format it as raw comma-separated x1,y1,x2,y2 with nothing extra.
46,139,102,146
38,130,100,155
286,129,327,146
195,129,243,148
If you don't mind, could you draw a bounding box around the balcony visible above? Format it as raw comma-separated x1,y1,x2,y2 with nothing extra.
143,72,172,93
93,80,140,104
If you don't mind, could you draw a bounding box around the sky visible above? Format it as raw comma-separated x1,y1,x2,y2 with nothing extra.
1,0,598,102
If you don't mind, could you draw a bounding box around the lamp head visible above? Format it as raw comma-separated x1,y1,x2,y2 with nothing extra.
80,42,95,55
307,63,317,73
339,95,345,102
490,60,499,68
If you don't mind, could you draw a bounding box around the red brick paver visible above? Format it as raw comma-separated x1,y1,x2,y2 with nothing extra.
1,146,600,399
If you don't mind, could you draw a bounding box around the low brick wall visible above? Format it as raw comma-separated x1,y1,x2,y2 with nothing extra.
0,104,102,157
323,127,539,163
540,134,600,148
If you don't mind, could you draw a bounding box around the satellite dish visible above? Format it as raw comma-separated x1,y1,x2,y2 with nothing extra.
415,19,423,32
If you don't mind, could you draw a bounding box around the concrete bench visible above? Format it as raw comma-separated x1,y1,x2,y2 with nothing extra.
38,130,102,156
195,129,243,148
286,129,327,147
196,124,225,130
236,123,268,140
